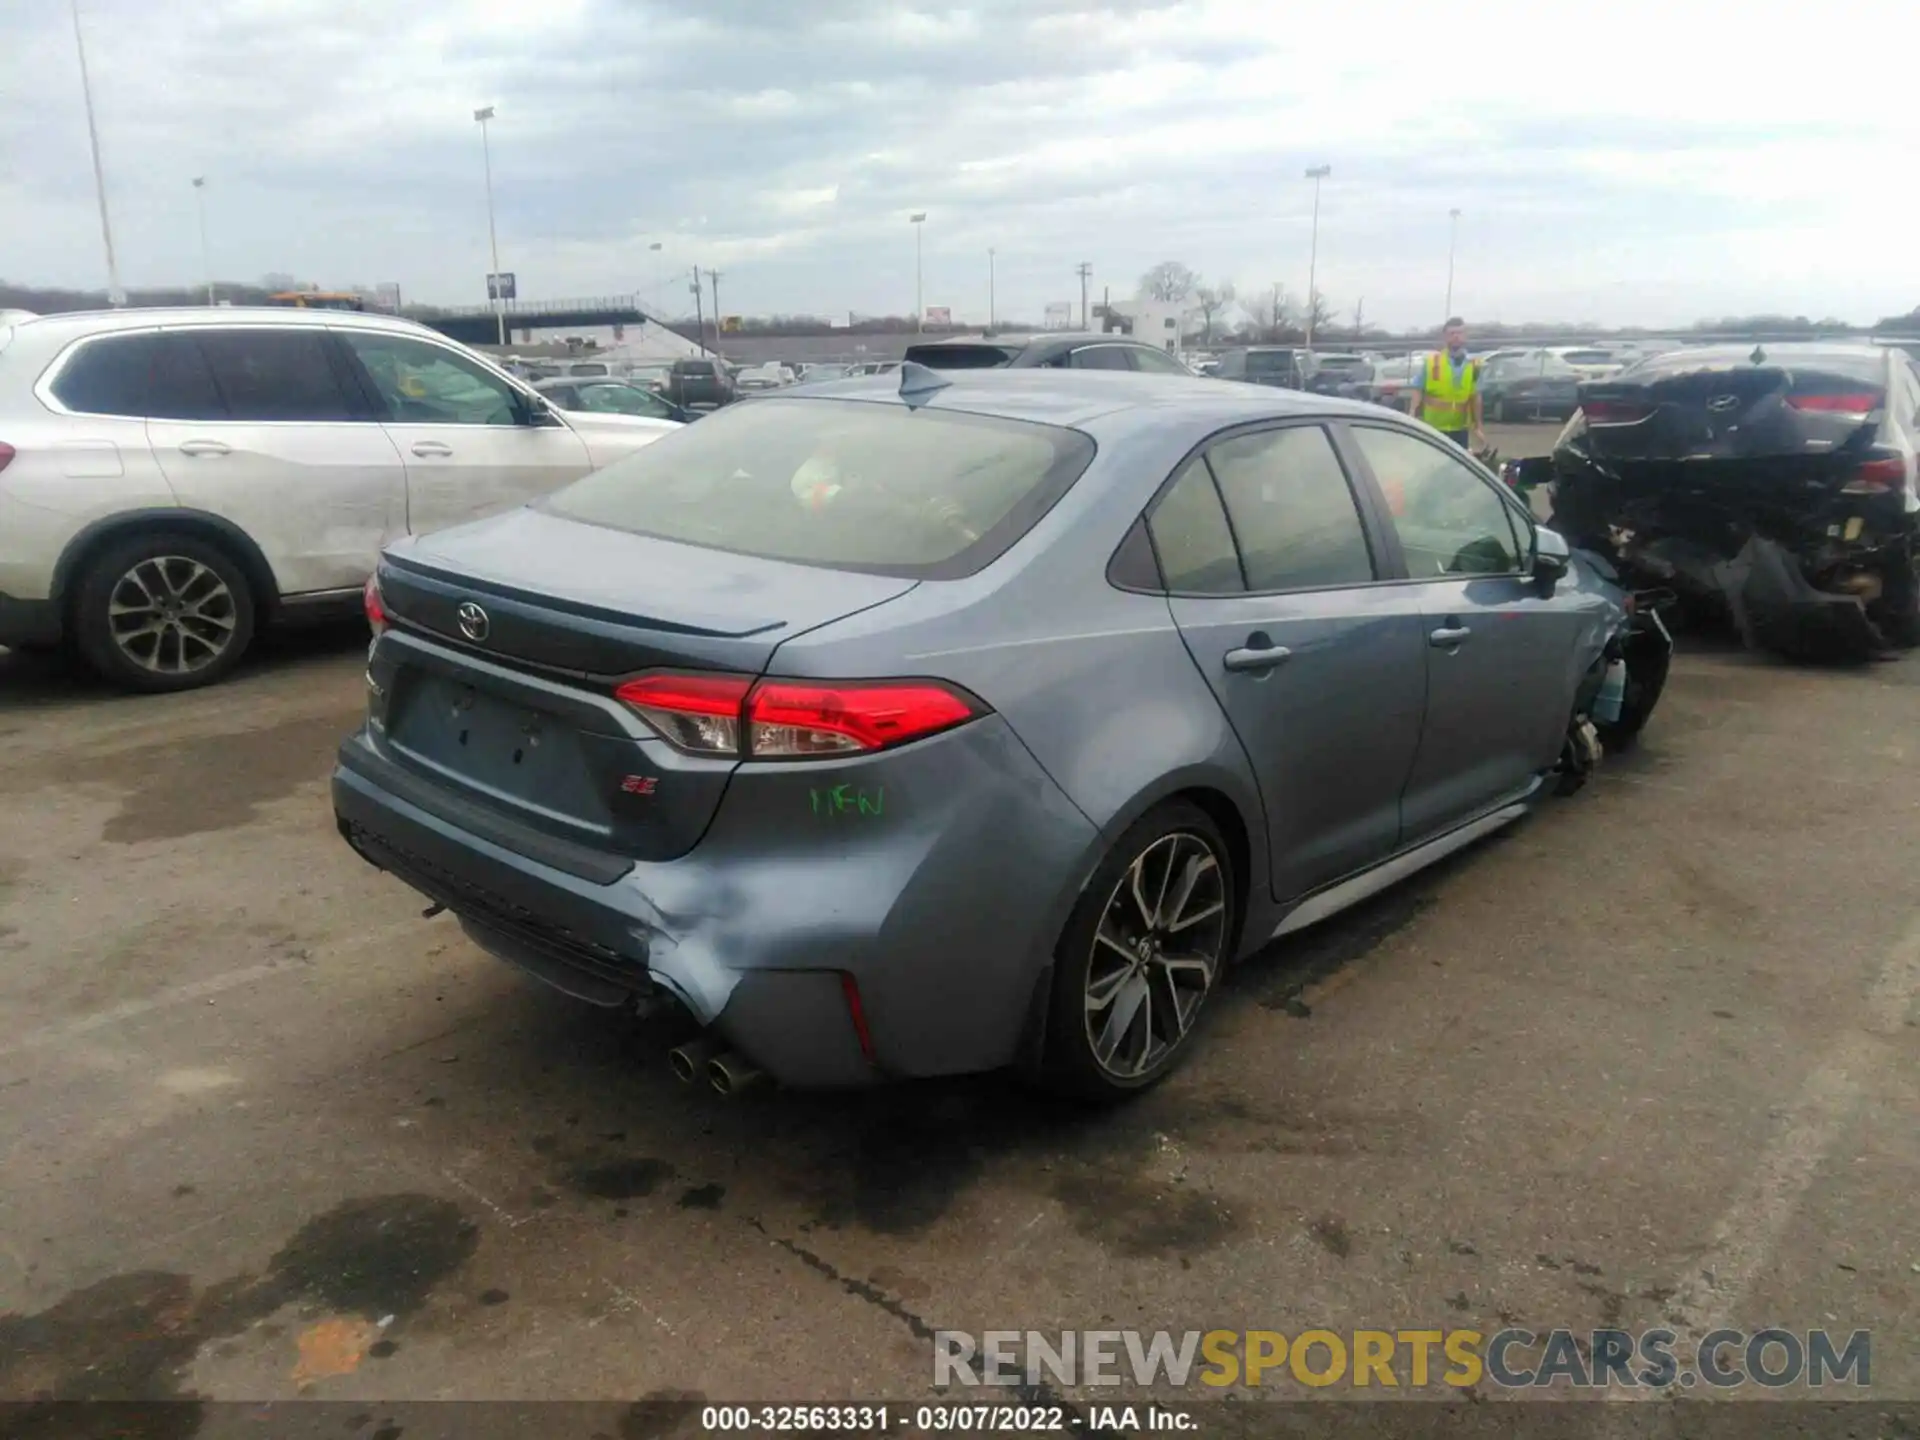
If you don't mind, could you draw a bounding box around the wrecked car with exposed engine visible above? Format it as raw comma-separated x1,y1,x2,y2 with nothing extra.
1508,343,1920,662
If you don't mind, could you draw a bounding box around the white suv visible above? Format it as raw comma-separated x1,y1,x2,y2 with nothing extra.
0,307,678,691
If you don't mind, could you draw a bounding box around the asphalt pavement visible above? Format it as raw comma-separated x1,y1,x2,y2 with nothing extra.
2,420,1916,1422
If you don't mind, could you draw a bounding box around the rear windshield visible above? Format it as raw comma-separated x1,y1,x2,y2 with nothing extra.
1559,350,1612,364
1312,355,1367,370
1244,351,1296,373
542,397,1096,579
677,362,715,376
902,344,1017,370
1619,349,1886,394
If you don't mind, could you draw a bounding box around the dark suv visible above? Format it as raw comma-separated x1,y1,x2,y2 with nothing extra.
1213,347,1305,389
902,333,1192,373
665,357,734,410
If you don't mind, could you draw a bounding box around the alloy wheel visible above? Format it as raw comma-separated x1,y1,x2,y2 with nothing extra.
107,555,239,676
1083,830,1229,1080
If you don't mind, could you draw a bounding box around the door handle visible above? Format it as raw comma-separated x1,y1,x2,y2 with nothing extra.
176,439,230,457
1429,625,1473,648
1223,643,1292,673
410,440,454,458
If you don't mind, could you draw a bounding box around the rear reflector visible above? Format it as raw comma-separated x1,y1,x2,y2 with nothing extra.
0,443,14,473
1582,400,1653,425
1788,393,1879,414
615,672,983,758
840,972,877,1063
363,575,388,635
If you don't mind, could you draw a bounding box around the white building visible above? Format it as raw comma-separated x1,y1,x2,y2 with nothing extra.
1099,299,1185,353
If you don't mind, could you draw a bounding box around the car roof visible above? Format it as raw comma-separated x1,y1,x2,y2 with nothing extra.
0,305,438,343
1639,342,1889,366
760,366,1387,432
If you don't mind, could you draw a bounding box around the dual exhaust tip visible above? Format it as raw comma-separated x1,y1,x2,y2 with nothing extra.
667,1036,764,1097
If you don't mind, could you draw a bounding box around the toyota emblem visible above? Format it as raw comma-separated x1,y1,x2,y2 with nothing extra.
456,602,491,642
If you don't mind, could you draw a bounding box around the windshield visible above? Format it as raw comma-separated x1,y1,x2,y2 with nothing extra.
1559,350,1613,365
542,397,1095,578
1491,354,1579,380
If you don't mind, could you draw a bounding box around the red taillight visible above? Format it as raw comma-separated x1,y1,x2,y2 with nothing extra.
1582,400,1652,425
747,680,977,757
1841,454,1907,494
840,972,876,1063
614,672,982,758
364,575,387,635
615,673,753,756
1789,393,1879,414
0,443,15,474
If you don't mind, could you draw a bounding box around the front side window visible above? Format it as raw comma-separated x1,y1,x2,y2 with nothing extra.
577,383,673,419
193,329,358,422
1350,426,1526,577
344,333,522,426
1148,459,1243,594
543,397,1093,579
1205,426,1375,591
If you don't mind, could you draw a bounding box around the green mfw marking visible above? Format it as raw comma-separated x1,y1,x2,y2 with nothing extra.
810,784,886,817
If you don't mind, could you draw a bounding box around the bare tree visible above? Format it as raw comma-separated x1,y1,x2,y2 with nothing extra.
1303,290,1338,345
1138,261,1198,305
1238,283,1299,342
1191,281,1236,344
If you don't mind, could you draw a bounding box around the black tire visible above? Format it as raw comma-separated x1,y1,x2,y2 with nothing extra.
73,532,257,693
1874,539,1920,649
1041,800,1237,1099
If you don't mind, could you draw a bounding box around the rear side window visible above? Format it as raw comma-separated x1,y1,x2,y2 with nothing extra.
1132,348,1190,375
903,344,1016,370
50,333,226,420
543,397,1095,579
1071,346,1133,371
195,330,357,422
1205,427,1375,591
1149,460,1243,594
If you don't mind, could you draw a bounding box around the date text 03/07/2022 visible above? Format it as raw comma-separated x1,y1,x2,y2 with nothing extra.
698,1404,1189,1433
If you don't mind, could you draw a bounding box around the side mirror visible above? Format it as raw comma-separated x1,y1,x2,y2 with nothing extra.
1532,524,1572,592
520,393,558,426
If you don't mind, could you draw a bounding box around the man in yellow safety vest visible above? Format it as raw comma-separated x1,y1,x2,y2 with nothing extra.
1409,317,1486,451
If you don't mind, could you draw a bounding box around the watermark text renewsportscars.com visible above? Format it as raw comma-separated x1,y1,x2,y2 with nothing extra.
933,1328,1871,1391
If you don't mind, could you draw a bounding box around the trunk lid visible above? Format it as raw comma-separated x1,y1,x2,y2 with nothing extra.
1575,363,1883,469
371,507,917,863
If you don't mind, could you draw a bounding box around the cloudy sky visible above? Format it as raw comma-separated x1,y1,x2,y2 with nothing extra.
4,0,1914,330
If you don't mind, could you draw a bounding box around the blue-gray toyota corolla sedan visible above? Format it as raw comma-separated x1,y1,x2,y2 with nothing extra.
333,367,1667,1097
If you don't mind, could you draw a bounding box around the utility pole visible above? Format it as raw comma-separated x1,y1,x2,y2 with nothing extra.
690,267,707,354
191,177,214,306
708,269,723,356
1271,282,1281,340
987,248,996,332
909,213,927,330
1075,262,1092,329
474,105,505,346
1353,297,1365,337
1304,163,1330,350
69,0,122,305
1445,208,1462,321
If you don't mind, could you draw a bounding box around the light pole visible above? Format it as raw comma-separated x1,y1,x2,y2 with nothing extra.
987,247,996,332
708,269,723,356
1444,208,1462,320
191,178,215,305
1304,163,1330,350
474,105,505,347
1076,262,1092,329
69,0,122,305
909,213,926,330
